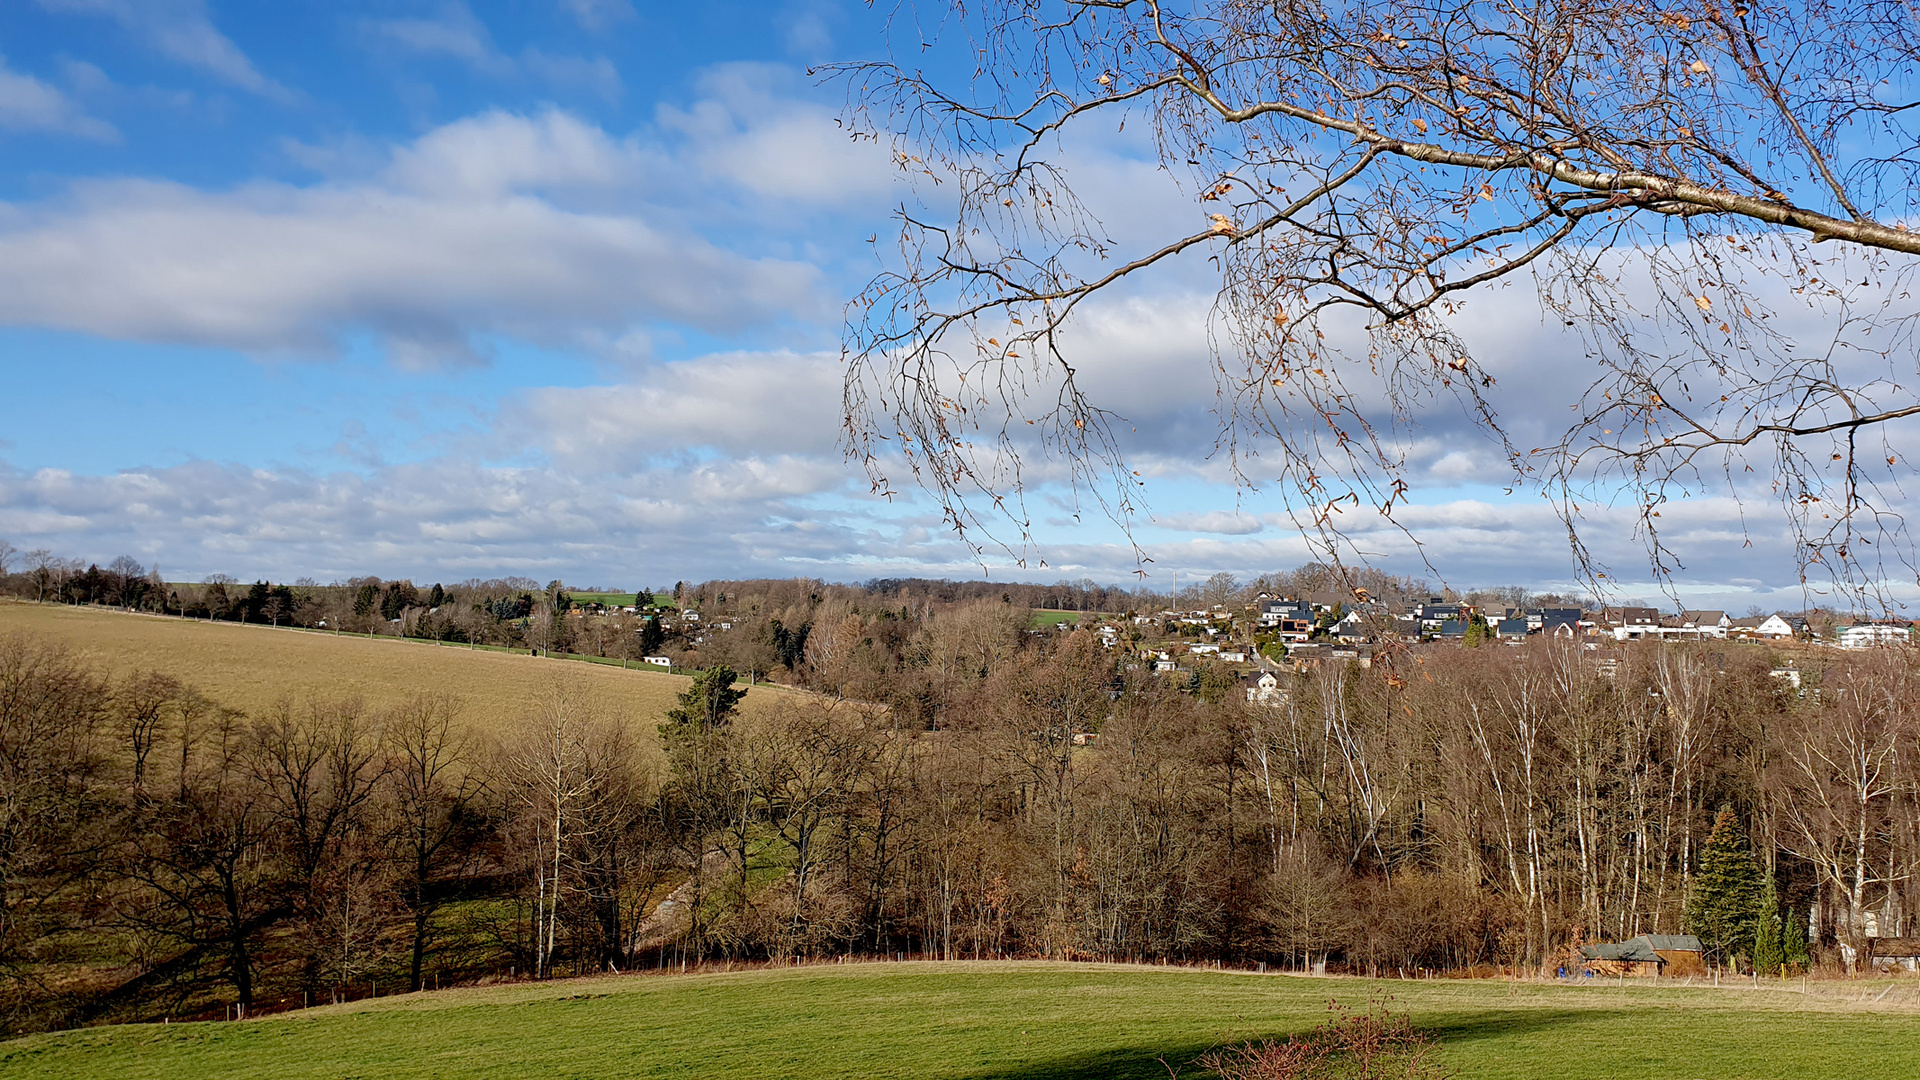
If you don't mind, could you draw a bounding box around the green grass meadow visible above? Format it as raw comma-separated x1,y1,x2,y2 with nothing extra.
1029,610,1083,628
5,962,1916,1080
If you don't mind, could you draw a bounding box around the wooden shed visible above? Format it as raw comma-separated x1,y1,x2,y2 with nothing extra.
1868,936,1920,969
1579,934,1704,977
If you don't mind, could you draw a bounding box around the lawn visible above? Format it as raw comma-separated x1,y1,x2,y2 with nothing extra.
3,962,1916,1080
1030,610,1083,628
0,600,793,735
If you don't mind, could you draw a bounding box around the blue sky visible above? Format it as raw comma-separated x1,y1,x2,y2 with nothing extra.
0,1,1843,607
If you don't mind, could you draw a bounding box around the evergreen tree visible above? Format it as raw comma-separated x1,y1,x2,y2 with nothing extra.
1684,806,1763,968
638,615,665,656
658,665,746,742
1783,899,1811,972
656,666,749,841
1752,873,1784,976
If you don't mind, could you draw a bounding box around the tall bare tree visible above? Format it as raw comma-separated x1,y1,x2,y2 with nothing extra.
382,695,484,991
840,0,1920,598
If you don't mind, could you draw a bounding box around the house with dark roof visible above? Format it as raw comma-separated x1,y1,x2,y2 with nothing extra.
1529,608,1582,635
1242,669,1285,706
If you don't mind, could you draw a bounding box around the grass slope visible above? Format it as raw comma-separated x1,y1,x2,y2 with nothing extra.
0,601,791,734
4,962,1917,1080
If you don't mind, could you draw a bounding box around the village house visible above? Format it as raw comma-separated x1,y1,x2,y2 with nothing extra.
1242,669,1285,706
1837,622,1911,649
1678,610,1731,637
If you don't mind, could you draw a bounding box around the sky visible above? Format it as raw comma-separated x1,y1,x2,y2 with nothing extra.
0,0,1870,609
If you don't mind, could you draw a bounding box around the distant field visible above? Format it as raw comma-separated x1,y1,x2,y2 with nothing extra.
4,962,1917,1080
0,601,789,734
568,592,648,607
1030,609,1083,627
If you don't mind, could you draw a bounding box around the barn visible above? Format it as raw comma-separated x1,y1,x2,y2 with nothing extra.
1869,936,1920,971
1578,934,1705,977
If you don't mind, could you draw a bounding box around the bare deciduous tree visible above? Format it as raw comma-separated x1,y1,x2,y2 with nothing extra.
839,0,1920,599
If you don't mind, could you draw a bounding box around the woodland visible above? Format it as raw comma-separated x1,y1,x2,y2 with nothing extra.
2,591,1915,1036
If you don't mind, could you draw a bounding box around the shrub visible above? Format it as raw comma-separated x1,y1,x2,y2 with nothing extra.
1196,999,1449,1080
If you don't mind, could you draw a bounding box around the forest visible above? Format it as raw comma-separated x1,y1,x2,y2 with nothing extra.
2,598,1914,1036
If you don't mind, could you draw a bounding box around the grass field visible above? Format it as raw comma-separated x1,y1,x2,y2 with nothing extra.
2,962,1916,1079
568,592,673,608
0,600,791,734
1030,610,1083,627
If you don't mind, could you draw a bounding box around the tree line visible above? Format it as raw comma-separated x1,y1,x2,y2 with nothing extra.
3,615,1916,1034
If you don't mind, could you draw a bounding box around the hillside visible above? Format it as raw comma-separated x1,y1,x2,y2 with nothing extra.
4,962,1917,1080
0,600,797,733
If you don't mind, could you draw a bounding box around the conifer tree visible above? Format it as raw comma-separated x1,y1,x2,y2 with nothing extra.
1752,873,1784,976
1684,806,1762,968
638,614,665,657
656,664,748,786
1783,900,1812,972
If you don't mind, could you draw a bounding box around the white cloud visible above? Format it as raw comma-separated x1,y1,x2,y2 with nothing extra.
657,64,891,205
37,0,285,97
776,1,835,58
1153,510,1263,535
363,3,623,102
0,55,115,139
383,108,641,196
361,3,508,73
513,350,844,466
0,452,875,585
0,110,819,367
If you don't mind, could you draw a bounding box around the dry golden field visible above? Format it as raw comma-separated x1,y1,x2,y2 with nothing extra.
0,600,793,735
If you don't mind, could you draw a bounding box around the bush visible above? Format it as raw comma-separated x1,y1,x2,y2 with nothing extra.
1196,999,1449,1080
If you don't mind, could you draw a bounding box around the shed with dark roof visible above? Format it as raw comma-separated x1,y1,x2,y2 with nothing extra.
1578,934,1703,977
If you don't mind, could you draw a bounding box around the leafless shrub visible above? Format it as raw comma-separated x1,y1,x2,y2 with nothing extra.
1196,999,1450,1080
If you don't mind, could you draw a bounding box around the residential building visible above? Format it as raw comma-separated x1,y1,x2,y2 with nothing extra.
1838,623,1911,649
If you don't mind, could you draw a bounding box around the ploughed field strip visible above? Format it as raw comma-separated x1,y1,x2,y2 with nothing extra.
4,963,1918,1080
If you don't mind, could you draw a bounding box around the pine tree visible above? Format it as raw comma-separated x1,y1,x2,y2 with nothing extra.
1752,873,1784,976
1684,806,1763,969
1783,899,1811,972
658,665,746,741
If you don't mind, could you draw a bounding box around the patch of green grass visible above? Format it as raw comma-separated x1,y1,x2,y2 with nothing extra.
1030,610,1083,628
567,592,640,607
6,963,1917,1080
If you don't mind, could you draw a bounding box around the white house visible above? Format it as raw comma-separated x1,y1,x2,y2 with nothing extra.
1678,610,1731,638
1243,670,1285,706
1838,623,1909,649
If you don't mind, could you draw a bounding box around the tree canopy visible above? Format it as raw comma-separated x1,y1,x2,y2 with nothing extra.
839,0,1920,601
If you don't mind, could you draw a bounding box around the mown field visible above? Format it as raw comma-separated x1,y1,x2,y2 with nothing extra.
568,591,673,608
3,962,1917,1080
0,600,793,734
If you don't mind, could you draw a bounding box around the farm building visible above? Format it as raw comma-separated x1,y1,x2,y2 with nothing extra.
1578,934,1705,977
1868,937,1920,971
